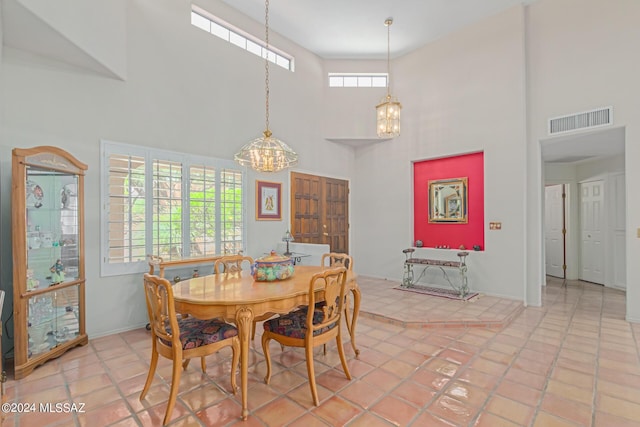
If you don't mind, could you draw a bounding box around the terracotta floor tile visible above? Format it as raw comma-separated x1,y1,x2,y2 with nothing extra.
392,380,437,408
7,277,639,427
594,411,640,427
444,381,489,408
312,396,362,426
551,366,595,389
266,369,307,394
62,360,106,383
410,366,451,391
339,380,386,409
533,411,583,427
485,395,534,426
14,408,73,427
438,348,473,365
361,368,402,392
474,412,522,427
179,383,228,412
370,395,419,426
504,367,547,390
597,379,640,405
347,412,396,427
68,373,114,398
107,417,142,427
546,379,594,405
540,393,592,425
597,393,640,422
512,355,553,377
469,357,509,377
495,380,542,407
139,400,192,427
424,358,461,378
456,368,500,391
428,394,478,425
287,412,333,427
380,358,418,378
598,358,640,376
78,399,133,427
79,385,123,411
410,411,458,427
251,397,304,425
240,382,282,411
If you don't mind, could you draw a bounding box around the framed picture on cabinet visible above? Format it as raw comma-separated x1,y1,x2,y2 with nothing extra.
256,180,281,220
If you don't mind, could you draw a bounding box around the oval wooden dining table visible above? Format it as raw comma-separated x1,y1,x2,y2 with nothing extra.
171,265,361,420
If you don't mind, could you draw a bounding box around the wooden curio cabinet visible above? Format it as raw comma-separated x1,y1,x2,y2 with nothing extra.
12,146,88,379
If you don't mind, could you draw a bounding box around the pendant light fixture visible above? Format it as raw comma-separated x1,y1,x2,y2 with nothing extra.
234,0,298,172
376,18,402,138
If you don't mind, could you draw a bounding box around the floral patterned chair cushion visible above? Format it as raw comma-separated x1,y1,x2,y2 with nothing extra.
162,317,238,350
263,307,337,339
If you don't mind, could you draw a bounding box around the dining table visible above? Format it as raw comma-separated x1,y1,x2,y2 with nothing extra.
171,265,361,420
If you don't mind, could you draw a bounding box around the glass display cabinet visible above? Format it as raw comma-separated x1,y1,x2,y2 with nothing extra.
12,146,88,379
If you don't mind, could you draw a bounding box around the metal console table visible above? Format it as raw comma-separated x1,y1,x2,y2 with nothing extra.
402,248,470,298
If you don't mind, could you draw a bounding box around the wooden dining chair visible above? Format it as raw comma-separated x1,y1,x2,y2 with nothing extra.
214,254,265,340
140,274,240,425
213,254,254,274
321,253,354,352
261,267,352,406
321,252,354,271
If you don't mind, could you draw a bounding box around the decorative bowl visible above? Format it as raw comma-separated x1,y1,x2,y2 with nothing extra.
252,251,294,282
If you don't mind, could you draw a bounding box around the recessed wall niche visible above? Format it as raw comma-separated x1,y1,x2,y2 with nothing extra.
413,152,485,250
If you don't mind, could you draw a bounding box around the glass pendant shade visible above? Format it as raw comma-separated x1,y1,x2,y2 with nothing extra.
234,0,298,173
234,130,298,173
376,17,401,138
376,94,402,138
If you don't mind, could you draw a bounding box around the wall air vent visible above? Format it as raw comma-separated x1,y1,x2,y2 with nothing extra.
548,106,612,135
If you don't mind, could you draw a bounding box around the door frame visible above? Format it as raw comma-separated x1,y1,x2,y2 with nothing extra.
544,183,567,280
288,170,351,253
578,179,606,285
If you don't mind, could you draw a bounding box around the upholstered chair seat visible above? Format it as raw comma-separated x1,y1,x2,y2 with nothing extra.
162,317,238,349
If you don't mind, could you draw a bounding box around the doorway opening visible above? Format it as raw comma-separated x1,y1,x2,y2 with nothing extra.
290,172,349,253
544,183,567,283
541,126,626,297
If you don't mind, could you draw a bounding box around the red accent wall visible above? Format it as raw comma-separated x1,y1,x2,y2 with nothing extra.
413,152,484,250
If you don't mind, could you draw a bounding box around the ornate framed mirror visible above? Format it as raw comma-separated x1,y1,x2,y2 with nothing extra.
428,177,468,223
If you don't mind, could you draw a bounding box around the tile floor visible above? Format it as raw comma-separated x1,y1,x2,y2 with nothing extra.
3,276,640,427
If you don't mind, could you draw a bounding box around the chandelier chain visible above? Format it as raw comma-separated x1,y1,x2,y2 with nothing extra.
233,0,298,172
264,0,270,132
386,19,391,97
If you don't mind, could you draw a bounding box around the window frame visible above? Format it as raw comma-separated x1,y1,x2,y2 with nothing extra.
191,5,295,72
328,73,388,88
100,140,246,277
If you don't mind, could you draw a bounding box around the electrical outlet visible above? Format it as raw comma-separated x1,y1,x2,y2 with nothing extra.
489,222,502,230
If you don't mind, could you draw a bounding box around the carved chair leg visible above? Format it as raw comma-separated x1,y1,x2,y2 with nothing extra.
262,334,273,384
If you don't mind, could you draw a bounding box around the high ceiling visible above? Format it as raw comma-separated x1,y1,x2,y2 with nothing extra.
219,0,537,59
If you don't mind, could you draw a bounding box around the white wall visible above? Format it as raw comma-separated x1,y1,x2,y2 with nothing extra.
526,0,640,321
349,6,528,300
13,0,127,78
0,0,354,341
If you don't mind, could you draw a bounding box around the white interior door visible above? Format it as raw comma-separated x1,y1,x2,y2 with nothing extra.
545,184,565,278
580,180,605,284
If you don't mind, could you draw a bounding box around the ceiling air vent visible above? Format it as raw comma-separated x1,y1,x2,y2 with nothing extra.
548,106,612,135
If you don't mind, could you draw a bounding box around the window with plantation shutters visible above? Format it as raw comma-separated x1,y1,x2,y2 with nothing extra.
101,141,246,277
